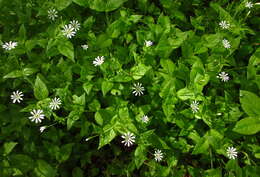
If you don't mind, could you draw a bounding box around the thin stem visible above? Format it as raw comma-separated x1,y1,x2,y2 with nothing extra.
209,147,213,169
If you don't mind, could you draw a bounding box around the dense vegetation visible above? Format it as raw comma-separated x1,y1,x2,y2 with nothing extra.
1,0,260,176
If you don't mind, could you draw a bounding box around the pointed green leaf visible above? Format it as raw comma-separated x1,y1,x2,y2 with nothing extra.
240,90,260,117
34,75,49,100
233,117,260,135
3,142,18,156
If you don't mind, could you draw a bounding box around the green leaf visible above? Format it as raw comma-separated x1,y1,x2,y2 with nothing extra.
55,0,72,10
101,80,114,96
34,160,56,177
88,0,128,12
23,68,38,76
3,70,23,79
72,0,88,7
134,145,147,169
19,24,26,41
240,90,260,117
58,40,74,62
10,154,34,173
233,117,260,135
72,167,84,177
130,64,151,80
177,87,195,100
192,137,209,155
83,82,93,95
3,142,17,155
67,111,80,130
56,143,73,163
98,126,116,149
160,59,176,75
34,75,49,100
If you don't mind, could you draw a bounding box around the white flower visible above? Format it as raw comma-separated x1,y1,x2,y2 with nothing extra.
154,149,163,162
39,126,47,133
190,101,199,113
29,109,45,124
2,41,18,50
69,20,80,31
222,39,231,49
81,44,88,50
227,147,238,159
132,82,145,96
10,90,24,103
245,1,253,8
49,97,62,110
85,138,90,142
144,40,153,47
121,132,135,147
62,24,76,39
141,115,149,123
217,72,230,82
219,20,230,29
47,8,58,21
93,56,105,66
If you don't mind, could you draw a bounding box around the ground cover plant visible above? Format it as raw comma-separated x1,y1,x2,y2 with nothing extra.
0,0,260,176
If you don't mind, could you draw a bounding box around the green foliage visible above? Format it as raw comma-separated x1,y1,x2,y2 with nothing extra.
1,0,259,176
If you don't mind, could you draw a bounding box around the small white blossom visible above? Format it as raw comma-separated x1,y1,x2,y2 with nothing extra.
190,101,199,113
2,41,18,50
222,39,231,49
93,56,105,66
141,115,149,123
39,126,47,133
219,20,230,29
47,8,58,21
144,40,153,47
154,149,163,162
227,147,238,159
69,20,80,31
62,24,76,39
217,72,230,82
121,132,135,147
245,1,253,8
132,82,145,96
10,90,24,103
49,97,62,110
29,109,45,124
85,138,90,142
81,44,88,50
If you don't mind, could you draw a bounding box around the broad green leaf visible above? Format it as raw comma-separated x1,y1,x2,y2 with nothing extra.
3,142,17,155
83,82,93,95
160,59,176,75
34,160,56,177
67,110,80,130
240,90,260,117
58,40,74,62
177,87,195,100
192,137,209,155
56,143,73,163
34,75,49,100
233,117,260,135
134,145,147,169
130,64,151,80
88,0,128,12
98,125,116,149
55,0,72,10
3,70,23,79
10,154,34,173
101,80,114,96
